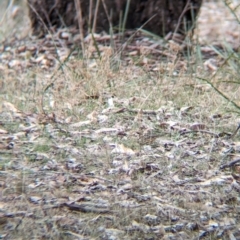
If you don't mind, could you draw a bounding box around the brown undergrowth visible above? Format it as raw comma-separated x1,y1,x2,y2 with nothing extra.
0,0,240,239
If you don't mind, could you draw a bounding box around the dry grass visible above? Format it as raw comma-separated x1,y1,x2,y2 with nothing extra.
0,0,240,239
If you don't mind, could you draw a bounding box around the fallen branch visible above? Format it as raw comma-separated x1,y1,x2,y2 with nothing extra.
220,158,240,169
180,130,219,138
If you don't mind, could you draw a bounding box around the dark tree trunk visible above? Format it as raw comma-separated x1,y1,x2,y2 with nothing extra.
27,0,202,38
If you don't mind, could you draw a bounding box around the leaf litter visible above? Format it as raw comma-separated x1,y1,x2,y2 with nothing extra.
0,0,240,239
1,90,240,239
